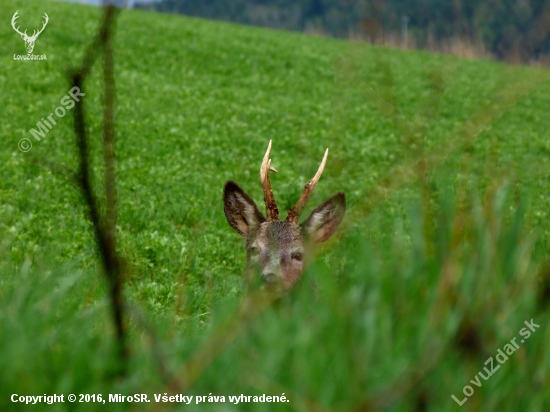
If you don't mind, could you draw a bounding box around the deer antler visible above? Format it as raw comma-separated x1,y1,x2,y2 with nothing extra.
286,148,328,223
260,140,279,221
11,11,27,37
30,13,49,39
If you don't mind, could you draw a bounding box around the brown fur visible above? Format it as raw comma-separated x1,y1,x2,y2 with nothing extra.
224,180,345,290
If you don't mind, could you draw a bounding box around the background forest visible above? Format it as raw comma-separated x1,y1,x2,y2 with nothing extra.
141,0,550,62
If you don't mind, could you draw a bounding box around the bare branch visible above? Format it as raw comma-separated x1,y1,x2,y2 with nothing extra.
70,4,126,364
101,4,123,353
125,303,176,387
143,288,282,412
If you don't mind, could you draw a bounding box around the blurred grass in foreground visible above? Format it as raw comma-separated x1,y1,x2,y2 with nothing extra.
1,178,548,411
1,0,550,410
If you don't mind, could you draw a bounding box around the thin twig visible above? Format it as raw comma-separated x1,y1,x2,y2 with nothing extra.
101,4,125,359
70,4,126,362
125,303,176,387
143,288,282,412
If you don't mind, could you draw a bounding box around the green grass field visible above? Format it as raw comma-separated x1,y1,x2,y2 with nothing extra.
1,0,550,410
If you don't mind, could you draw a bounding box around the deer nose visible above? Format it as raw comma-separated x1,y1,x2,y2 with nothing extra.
262,273,278,283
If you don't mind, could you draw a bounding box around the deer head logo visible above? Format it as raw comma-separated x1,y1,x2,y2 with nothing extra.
11,11,49,55
224,141,346,290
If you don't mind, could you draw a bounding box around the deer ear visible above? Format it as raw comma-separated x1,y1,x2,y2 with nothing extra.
224,181,266,236
301,192,346,243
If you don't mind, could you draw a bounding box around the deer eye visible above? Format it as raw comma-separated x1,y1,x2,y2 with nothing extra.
291,252,303,262
249,247,259,257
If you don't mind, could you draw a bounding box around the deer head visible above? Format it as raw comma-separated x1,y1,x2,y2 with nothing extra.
11,11,49,55
224,141,346,290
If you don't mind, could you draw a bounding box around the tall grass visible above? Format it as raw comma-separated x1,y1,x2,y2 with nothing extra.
1,0,550,410
1,178,548,411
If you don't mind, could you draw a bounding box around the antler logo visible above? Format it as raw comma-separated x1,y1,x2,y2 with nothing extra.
11,11,49,55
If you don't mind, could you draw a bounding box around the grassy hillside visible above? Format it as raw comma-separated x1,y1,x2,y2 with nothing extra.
1,0,550,411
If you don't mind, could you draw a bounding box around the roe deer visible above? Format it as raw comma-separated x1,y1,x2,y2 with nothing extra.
224,140,346,290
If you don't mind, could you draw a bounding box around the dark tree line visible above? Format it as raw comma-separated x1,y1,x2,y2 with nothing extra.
139,0,550,62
